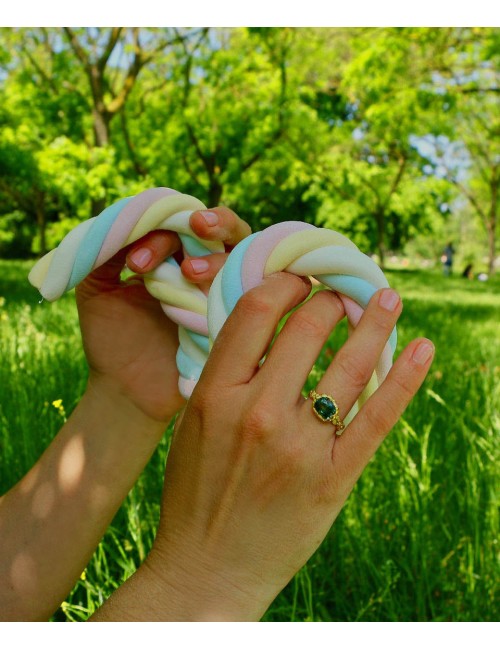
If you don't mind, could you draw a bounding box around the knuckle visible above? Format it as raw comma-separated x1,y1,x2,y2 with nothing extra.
334,352,371,391
241,403,276,440
291,311,330,339
364,401,398,437
210,253,227,270
390,372,416,404
187,390,211,419
315,289,344,312
240,221,252,238
370,310,397,333
237,290,275,319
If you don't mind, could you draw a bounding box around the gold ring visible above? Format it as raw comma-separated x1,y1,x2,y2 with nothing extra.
309,390,345,435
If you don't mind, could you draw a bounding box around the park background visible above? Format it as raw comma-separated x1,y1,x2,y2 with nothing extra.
0,27,498,621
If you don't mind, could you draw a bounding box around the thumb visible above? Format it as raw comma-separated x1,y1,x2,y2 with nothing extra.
76,247,132,301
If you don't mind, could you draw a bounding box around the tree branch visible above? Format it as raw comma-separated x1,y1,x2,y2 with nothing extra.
457,86,500,95
0,178,34,212
381,155,407,212
361,174,382,209
182,152,203,188
451,177,487,223
98,27,123,72
119,108,148,176
143,27,209,63
186,121,211,171
19,41,58,93
63,27,91,73
240,128,285,173
107,29,145,115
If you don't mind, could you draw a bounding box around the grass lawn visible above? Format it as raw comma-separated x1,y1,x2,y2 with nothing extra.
0,259,498,621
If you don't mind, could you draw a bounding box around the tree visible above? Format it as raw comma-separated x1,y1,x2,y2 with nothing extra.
305,28,464,266
0,27,496,265
1,27,210,217
418,28,499,274
122,27,339,228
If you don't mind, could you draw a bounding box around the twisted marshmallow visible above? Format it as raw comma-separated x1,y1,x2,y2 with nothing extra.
208,221,397,422
29,188,225,398
29,189,397,416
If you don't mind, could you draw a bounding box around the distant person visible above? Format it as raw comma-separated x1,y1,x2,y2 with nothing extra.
462,264,474,280
441,242,455,276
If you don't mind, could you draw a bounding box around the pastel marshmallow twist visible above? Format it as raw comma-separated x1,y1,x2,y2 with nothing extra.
29,188,225,399
29,189,397,416
208,221,397,423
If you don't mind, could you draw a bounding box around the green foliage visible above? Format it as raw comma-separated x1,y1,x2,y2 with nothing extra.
0,211,33,258
0,261,498,621
0,27,498,270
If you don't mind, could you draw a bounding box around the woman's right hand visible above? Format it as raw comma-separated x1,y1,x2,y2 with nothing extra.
76,206,250,425
92,271,434,621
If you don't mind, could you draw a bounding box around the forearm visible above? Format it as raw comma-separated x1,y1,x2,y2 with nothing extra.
0,381,169,621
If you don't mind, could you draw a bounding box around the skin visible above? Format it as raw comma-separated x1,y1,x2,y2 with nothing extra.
91,273,435,621
0,207,250,621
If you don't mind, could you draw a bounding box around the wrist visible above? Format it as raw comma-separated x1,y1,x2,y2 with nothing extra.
71,378,171,485
138,544,274,622
85,373,176,437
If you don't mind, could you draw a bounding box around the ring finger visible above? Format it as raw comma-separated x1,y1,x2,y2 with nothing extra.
302,288,402,433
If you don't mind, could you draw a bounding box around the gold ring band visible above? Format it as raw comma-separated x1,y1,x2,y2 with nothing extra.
309,390,345,435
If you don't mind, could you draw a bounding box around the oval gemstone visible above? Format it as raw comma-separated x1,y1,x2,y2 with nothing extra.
313,396,337,421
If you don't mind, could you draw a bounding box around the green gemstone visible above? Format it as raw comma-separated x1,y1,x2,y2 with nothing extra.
313,396,337,421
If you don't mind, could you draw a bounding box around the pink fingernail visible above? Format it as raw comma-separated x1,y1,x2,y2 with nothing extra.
412,340,435,366
379,289,400,312
129,248,153,269
190,258,210,274
200,211,219,226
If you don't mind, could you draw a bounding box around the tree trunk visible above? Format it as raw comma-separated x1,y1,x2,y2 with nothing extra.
93,108,110,147
207,178,223,207
91,108,111,216
375,210,386,269
35,204,47,256
486,220,496,276
487,177,497,275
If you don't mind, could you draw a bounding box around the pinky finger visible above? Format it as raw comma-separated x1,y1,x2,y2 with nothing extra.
332,338,435,485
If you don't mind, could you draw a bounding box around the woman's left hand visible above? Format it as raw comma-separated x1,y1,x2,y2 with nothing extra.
142,274,434,620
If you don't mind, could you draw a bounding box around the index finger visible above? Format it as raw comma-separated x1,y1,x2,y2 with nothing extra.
201,272,311,387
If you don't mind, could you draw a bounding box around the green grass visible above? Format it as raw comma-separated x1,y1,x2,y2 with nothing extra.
0,260,498,621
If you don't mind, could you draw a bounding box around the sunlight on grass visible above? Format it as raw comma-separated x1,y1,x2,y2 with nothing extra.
0,260,498,621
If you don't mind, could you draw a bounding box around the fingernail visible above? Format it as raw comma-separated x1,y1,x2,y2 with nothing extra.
200,210,219,226
129,248,153,269
190,258,210,274
412,340,435,366
379,289,400,312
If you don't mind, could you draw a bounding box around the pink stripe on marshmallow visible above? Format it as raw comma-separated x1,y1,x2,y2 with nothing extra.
162,305,209,337
241,221,316,292
94,187,179,267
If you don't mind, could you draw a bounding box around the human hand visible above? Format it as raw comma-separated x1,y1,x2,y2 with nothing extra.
144,273,434,621
76,207,251,425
